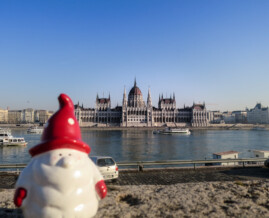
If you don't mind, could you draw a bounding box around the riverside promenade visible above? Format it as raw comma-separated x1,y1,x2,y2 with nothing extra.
1,166,269,217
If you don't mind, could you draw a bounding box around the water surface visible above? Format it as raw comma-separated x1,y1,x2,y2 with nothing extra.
1,129,269,164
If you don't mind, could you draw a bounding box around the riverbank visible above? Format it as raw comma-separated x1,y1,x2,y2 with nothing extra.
1,123,269,131
1,180,269,217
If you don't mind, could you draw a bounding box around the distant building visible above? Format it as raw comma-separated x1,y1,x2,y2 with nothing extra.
232,111,247,123
211,110,247,124
34,110,40,122
122,82,152,127
75,79,210,127
211,111,223,123
22,108,35,123
6,109,53,124
8,110,23,124
213,151,239,166
37,110,54,124
191,103,209,127
252,150,269,158
0,108,8,123
222,111,235,124
247,103,269,124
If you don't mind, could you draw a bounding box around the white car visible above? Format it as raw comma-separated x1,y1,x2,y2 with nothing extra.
90,156,119,181
265,159,269,168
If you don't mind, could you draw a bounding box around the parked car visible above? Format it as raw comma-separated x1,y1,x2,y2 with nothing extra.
264,159,269,168
90,156,119,181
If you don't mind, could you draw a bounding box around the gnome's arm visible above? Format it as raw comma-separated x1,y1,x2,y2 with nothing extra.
91,162,107,199
95,180,107,199
14,187,27,207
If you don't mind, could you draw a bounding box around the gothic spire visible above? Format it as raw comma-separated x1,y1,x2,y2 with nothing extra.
123,86,127,106
147,87,152,107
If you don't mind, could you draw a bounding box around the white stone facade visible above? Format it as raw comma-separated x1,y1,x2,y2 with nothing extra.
75,80,210,127
0,108,8,123
22,108,35,123
8,110,23,124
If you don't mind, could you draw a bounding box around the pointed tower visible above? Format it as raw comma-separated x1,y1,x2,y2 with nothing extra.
147,88,153,127
95,94,99,109
158,93,162,109
96,94,99,104
123,87,127,107
147,88,152,108
109,93,111,108
173,92,176,109
122,86,128,127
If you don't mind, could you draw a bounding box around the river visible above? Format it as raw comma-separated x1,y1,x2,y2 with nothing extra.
1,129,269,164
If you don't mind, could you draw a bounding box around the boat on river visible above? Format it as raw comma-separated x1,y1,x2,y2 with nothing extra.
154,127,191,135
0,128,27,147
27,126,43,134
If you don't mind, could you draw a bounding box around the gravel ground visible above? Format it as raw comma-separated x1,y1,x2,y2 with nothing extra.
97,180,269,218
1,167,269,217
1,180,269,217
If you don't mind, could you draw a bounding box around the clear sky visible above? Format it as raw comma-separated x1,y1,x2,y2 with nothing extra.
0,0,269,112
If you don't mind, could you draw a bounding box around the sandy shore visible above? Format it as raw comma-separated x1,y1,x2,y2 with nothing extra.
1,180,269,217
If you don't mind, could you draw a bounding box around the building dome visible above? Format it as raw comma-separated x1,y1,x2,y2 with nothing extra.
129,86,142,96
128,79,145,107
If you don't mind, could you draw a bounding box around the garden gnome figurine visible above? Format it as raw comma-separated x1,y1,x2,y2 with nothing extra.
14,93,107,218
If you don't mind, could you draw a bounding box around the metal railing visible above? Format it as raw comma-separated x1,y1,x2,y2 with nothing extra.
0,158,267,172
0,163,27,169
117,158,267,171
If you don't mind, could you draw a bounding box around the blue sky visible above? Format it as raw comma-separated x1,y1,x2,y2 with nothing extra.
0,0,269,111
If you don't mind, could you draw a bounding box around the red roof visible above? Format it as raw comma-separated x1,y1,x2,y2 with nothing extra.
129,86,142,96
163,99,174,104
193,104,205,110
98,98,110,103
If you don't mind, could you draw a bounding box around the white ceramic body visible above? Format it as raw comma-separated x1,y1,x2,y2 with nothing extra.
15,149,103,218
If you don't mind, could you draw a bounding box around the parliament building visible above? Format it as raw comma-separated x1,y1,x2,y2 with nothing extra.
74,80,210,127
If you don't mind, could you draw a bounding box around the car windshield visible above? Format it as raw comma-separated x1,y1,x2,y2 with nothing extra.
97,158,115,167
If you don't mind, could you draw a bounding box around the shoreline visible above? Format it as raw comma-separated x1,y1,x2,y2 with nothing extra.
1,123,269,131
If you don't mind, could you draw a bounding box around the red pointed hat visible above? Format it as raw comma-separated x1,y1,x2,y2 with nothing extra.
29,93,90,157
